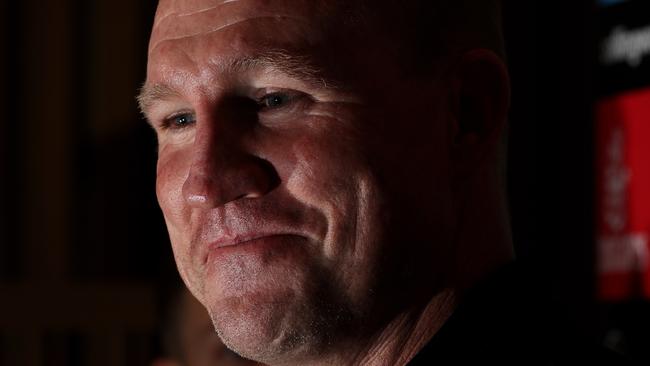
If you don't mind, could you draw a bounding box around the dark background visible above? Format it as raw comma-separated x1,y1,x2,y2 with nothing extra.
0,0,648,365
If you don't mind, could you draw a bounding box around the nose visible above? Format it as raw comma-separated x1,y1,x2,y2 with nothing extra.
182,110,277,209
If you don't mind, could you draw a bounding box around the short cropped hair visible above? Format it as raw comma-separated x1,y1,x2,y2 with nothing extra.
349,0,504,75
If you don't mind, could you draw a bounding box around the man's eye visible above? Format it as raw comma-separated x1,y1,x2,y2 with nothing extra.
259,93,291,109
164,113,196,129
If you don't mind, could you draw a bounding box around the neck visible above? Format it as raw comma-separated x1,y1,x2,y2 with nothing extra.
451,173,514,290
355,289,458,366
285,288,457,366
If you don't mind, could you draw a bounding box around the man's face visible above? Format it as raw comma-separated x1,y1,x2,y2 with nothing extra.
144,0,455,363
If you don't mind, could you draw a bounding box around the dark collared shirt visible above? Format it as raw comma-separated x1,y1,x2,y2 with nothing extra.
407,263,633,365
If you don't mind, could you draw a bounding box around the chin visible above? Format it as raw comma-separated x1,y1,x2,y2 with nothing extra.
195,233,365,363
207,290,325,364
203,261,357,364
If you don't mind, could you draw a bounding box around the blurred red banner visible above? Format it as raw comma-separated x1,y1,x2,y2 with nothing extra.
596,87,650,300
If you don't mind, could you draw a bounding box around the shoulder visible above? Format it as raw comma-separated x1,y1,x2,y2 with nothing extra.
408,262,637,365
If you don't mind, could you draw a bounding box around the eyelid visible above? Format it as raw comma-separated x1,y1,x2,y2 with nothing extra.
153,88,312,130
257,89,311,107
256,86,303,98
161,109,196,130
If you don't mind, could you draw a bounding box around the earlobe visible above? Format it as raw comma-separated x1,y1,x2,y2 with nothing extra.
449,48,511,180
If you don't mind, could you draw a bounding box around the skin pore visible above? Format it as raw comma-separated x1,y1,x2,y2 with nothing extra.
141,0,512,365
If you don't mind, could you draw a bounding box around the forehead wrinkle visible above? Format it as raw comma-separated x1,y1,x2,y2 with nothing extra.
149,15,302,55
151,0,307,49
176,0,240,17
153,0,241,28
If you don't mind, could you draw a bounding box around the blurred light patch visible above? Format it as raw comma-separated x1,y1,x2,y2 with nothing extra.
600,25,650,67
596,0,650,302
596,89,650,300
598,0,630,8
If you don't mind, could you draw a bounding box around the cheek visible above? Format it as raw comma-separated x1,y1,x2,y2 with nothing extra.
280,113,366,202
156,147,192,250
285,137,345,200
284,128,374,257
156,147,188,216
286,134,391,305
156,147,208,299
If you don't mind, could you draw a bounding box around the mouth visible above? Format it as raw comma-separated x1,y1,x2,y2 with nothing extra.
208,233,305,249
203,233,309,265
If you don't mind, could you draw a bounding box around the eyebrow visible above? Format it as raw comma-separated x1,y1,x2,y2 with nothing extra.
136,83,182,117
137,49,336,116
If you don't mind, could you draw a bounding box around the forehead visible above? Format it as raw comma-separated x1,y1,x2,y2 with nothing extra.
154,0,328,20
149,0,350,51
147,0,355,86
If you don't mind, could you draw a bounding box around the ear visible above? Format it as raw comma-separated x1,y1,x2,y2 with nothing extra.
448,49,510,184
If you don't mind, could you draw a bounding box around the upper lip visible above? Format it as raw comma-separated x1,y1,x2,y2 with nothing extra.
207,232,303,250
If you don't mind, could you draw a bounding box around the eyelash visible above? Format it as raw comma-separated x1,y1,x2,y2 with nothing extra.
258,92,294,110
161,111,196,130
159,90,307,130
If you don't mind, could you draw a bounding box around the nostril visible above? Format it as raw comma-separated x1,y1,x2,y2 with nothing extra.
256,157,281,192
